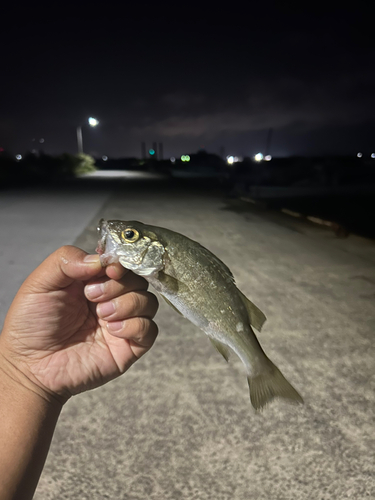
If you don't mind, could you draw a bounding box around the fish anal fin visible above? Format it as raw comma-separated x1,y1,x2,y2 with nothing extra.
238,290,267,332
160,294,183,316
209,338,230,362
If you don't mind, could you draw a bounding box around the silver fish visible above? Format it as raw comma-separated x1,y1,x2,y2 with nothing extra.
96,219,303,410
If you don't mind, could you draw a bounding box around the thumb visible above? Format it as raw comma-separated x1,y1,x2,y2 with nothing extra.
23,245,102,293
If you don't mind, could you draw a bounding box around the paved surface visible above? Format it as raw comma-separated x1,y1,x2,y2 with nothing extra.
0,183,111,327
2,176,375,499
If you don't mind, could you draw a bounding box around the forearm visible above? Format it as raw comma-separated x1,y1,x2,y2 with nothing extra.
0,352,62,500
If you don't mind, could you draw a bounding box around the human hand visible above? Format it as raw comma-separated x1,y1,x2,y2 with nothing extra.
0,245,159,404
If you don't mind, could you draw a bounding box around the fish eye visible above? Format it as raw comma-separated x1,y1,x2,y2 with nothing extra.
121,228,140,243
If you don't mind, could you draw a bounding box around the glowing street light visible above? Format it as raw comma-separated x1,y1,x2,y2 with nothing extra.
77,117,99,154
357,152,362,158
88,117,99,127
254,153,263,162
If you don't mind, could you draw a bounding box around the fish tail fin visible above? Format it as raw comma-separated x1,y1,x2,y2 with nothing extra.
247,360,303,411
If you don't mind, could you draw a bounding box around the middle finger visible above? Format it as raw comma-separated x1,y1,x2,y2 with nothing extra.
96,291,159,321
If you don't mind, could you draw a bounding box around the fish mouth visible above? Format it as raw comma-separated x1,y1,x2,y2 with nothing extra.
95,219,120,265
95,219,107,255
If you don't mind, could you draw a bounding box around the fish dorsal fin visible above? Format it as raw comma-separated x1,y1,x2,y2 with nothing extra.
160,294,183,316
238,290,267,332
209,338,230,362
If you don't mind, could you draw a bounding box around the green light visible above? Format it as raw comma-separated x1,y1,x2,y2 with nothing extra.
181,155,191,162
149,149,155,155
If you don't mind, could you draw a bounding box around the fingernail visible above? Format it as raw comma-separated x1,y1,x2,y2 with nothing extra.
84,254,100,264
97,301,115,318
85,283,104,299
107,321,123,332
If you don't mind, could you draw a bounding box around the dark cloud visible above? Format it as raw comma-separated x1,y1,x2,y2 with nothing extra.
1,6,374,157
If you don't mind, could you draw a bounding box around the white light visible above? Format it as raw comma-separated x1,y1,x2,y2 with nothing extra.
254,153,263,162
227,155,234,164
371,153,375,158
88,117,99,127
170,157,176,163
357,152,362,158
265,155,272,161
15,154,22,160
102,155,108,161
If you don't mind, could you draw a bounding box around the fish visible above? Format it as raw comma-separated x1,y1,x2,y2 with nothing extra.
96,219,303,410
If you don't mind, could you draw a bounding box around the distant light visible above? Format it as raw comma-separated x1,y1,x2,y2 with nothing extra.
149,149,155,155
102,155,108,161
170,157,176,163
264,155,272,161
39,138,44,143
371,153,375,159
357,152,362,158
88,117,99,127
254,153,263,162
15,154,22,160
227,155,240,164
181,155,190,162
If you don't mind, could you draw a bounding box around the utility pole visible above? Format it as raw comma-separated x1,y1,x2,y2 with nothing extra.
77,126,83,154
141,142,146,159
158,142,163,160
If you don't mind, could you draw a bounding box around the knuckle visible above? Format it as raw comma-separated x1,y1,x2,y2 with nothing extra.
136,316,148,335
129,292,143,313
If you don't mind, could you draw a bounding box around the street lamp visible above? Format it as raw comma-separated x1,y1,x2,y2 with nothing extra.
77,117,99,154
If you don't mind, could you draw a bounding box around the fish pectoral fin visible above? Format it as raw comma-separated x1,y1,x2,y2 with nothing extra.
158,271,181,293
209,338,230,362
238,290,267,332
160,294,183,316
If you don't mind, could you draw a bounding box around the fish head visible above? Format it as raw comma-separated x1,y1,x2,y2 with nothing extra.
96,219,165,276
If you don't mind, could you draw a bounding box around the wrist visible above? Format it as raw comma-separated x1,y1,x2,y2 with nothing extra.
0,338,63,500
0,341,67,409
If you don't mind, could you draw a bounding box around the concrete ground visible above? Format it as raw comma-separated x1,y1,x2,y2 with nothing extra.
0,183,111,327
2,175,374,499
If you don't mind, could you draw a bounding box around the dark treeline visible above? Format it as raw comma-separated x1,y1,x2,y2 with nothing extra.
0,152,96,186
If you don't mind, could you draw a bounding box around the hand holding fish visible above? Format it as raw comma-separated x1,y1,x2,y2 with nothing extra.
0,245,158,498
0,245,159,404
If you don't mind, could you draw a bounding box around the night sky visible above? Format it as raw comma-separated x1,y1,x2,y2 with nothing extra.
2,5,374,159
